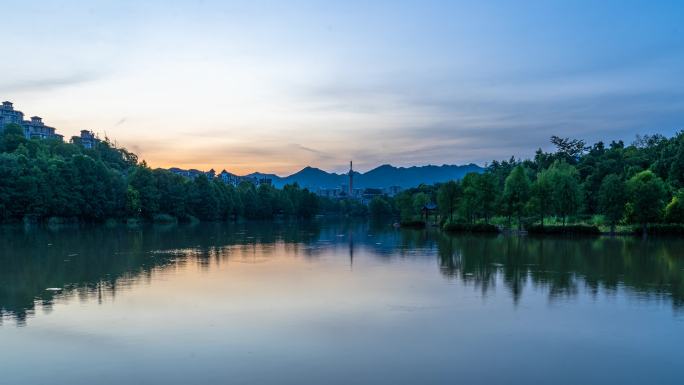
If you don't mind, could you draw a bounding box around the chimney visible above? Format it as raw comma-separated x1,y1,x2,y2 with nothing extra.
349,160,353,195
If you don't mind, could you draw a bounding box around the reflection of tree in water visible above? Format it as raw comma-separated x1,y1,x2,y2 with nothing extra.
436,233,684,309
0,222,324,325
3,222,683,325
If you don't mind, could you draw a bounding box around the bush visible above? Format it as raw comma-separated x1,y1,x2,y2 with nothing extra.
400,220,426,228
527,224,600,235
443,223,499,233
633,223,684,236
664,192,684,223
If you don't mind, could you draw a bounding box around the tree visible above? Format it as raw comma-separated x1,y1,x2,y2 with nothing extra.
550,135,586,162
626,170,667,236
598,174,627,235
125,186,141,217
530,168,553,227
668,139,684,188
503,165,530,230
190,175,219,220
395,192,415,221
369,197,393,219
0,124,27,153
664,189,684,223
412,192,430,221
127,164,160,218
548,161,581,226
154,169,188,218
256,184,275,218
296,188,318,218
461,174,479,223
476,172,498,224
437,180,460,223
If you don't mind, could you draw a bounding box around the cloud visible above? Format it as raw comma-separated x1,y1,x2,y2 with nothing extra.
0,72,99,93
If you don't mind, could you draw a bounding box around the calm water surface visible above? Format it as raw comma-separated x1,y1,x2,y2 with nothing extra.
1,222,683,385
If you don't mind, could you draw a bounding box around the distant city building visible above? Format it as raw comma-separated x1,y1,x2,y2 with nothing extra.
0,101,23,127
237,176,272,186
76,130,98,149
361,188,383,204
314,161,399,204
317,187,347,199
0,101,63,141
383,185,402,197
169,167,208,180
171,167,272,187
218,170,235,184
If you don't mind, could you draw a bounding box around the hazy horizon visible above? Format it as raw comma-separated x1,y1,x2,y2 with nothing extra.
2,1,683,174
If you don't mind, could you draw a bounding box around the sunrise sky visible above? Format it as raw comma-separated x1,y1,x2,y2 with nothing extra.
2,0,683,175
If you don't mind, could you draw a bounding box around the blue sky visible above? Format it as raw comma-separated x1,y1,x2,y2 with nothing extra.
2,0,683,174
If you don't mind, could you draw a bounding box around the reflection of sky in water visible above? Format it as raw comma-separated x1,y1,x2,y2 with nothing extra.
1,222,683,385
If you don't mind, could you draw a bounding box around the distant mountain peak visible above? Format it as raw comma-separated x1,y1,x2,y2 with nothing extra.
170,163,483,190
276,163,482,189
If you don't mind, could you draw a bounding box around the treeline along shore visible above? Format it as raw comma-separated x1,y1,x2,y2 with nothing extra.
376,134,684,237
3,119,684,236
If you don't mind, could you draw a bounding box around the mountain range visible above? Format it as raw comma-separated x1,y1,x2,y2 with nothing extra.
245,163,483,189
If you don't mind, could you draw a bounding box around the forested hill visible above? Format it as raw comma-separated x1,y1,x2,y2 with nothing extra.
249,163,484,189
0,123,320,222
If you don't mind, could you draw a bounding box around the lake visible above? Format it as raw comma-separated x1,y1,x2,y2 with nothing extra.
1,221,683,385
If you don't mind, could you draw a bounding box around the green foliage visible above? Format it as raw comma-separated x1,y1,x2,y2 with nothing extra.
530,167,553,226
0,124,27,153
503,165,530,229
626,170,667,227
550,135,587,162
395,191,416,221
369,197,393,219
0,134,326,222
664,190,684,223
437,180,460,222
412,192,430,217
127,163,160,217
598,174,627,232
125,186,141,217
547,161,582,225
476,172,499,223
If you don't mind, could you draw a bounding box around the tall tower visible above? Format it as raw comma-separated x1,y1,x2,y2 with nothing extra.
349,161,353,196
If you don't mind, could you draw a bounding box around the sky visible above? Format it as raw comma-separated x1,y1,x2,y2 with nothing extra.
1,0,683,175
